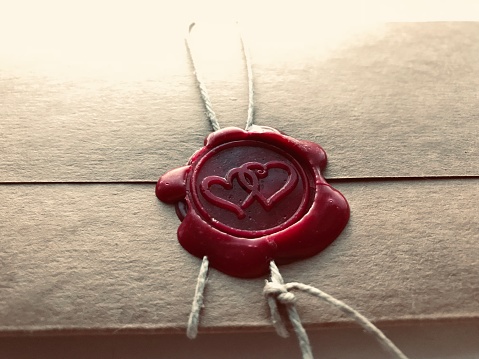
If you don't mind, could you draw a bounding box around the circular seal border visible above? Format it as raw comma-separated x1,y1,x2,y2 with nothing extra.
189,139,311,238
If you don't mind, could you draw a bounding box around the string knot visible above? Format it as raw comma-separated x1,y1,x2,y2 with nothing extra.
264,281,296,304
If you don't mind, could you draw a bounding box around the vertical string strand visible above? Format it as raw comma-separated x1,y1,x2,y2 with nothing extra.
237,23,255,131
185,23,220,132
185,22,255,132
186,256,209,339
266,265,291,338
267,261,314,359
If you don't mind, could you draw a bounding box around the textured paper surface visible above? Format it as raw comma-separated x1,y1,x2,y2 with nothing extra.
0,21,478,335
0,180,477,333
0,22,478,181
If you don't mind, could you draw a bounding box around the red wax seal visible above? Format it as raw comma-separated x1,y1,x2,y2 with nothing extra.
156,126,349,278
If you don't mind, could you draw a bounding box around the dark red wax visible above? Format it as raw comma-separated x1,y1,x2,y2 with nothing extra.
156,126,349,278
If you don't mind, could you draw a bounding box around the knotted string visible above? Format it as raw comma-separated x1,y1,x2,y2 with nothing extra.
264,261,411,359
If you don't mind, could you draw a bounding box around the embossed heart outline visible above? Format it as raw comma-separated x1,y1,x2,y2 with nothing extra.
200,161,298,218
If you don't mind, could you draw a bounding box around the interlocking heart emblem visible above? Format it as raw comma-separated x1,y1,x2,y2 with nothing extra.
200,161,298,219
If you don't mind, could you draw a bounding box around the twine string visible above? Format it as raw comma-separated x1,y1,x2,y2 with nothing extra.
186,256,209,339
185,22,254,132
184,23,409,359
266,261,313,359
238,22,255,131
184,21,254,340
264,261,411,359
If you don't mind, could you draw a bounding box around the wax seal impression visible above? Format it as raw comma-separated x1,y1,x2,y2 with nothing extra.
156,126,349,278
